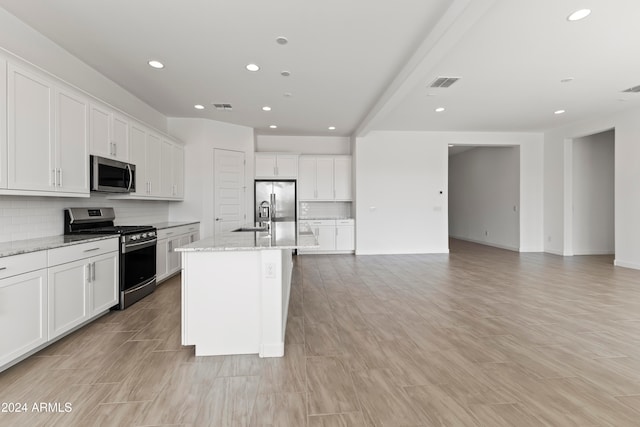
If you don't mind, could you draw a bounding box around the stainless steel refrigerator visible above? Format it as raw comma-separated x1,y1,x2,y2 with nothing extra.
254,180,296,227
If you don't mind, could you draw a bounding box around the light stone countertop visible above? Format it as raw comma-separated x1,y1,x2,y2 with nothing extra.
0,234,118,259
148,221,200,230
176,222,318,252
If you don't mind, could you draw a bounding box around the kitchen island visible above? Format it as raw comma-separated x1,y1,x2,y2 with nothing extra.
176,222,317,358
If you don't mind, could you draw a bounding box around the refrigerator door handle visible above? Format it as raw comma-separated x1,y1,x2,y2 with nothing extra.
270,193,276,221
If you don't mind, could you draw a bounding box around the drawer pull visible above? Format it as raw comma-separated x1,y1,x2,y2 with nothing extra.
165,232,173,236
83,247,100,253
0,267,6,271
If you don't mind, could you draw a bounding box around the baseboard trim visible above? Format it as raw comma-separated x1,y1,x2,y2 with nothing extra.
614,259,640,270
451,236,519,252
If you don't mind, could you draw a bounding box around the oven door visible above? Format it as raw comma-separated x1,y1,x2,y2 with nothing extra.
119,238,156,309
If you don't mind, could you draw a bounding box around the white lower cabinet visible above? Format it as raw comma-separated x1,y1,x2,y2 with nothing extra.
299,219,354,253
156,224,200,284
47,239,118,340
0,268,48,368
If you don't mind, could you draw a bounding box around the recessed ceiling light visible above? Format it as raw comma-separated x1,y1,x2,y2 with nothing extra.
567,9,591,21
554,109,566,115
269,125,278,129
246,63,260,72
283,92,293,97
435,107,445,112
328,126,336,130
276,36,288,45
262,106,272,111
194,104,205,110
560,77,574,83
148,60,164,69
281,70,291,77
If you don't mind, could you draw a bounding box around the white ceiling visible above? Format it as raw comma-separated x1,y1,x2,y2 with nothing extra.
1,0,639,137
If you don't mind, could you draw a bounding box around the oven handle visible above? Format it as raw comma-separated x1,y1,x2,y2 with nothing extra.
123,276,156,295
122,238,157,253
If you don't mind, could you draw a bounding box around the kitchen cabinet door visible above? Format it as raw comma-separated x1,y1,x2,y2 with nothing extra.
0,269,47,368
48,259,89,340
315,158,334,200
336,224,355,251
298,156,316,200
90,251,118,315
89,103,111,159
156,238,169,282
146,132,162,196
111,113,129,161
275,155,298,178
55,88,89,194
173,144,184,198
316,224,336,251
7,63,55,192
334,156,352,200
0,57,7,189
255,154,276,178
160,139,173,197
129,123,147,197
167,236,181,275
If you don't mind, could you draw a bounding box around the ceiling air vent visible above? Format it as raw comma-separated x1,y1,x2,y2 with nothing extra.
213,103,233,111
622,85,640,93
429,76,460,88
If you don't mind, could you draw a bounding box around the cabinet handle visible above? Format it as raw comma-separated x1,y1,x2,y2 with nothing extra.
113,143,117,156
86,263,91,283
168,241,172,251
83,247,100,253
59,169,63,187
166,232,173,236
0,267,7,271
273,167,277,176
92,262,96,281
52,169,57,187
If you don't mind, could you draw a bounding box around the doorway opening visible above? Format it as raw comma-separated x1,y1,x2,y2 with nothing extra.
569,129,615,256
448,145,520,252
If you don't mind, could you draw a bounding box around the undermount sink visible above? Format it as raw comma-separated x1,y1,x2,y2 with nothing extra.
232,226,269,232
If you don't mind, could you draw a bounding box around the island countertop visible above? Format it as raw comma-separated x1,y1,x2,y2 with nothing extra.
176,221,317,252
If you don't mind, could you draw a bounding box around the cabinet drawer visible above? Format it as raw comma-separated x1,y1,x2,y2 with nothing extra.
48,238,118,267
0,251,48,280
158,224,199,239
336,219,354,225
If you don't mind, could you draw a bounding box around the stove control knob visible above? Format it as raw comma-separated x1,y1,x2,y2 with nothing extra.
131,235,138,241
142,233,148,238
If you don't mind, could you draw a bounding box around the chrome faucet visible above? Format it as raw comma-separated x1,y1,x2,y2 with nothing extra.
258,200,271,230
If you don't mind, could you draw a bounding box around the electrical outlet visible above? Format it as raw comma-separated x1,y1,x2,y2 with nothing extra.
265,262,276,279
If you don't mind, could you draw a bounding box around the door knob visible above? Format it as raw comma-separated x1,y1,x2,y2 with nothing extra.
215,217,222,221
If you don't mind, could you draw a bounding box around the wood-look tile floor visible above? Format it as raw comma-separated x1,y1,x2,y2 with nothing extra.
3,239,640,426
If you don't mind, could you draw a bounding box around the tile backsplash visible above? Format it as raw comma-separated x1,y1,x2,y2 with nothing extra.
0,194,169,243
299,201,352,220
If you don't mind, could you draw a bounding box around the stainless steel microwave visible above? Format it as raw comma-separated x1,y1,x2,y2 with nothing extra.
90,156,136,193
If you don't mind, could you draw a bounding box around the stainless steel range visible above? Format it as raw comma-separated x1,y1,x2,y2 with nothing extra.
64,207,157,309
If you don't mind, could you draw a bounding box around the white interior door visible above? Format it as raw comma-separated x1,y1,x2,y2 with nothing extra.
214,149,245,234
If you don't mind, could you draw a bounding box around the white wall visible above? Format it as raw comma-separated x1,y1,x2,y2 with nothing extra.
355,130,543,255
572,130,615,255
0,194,169,243
255,135,351,154
544,107,640,268
0,9,166,131
355,131,449,254
167,118,255,239
449,147,520,251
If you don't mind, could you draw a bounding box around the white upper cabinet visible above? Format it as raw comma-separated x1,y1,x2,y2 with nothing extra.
146,132,162,197
7,63,55,192
298,155,351,201
90,103,129,161
6,63,89,196
160,138,173,197
55,88,89,194
173,144,185,198
255,153,298,178
129,122,147,197
333,156,352,200
0,58,7,189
